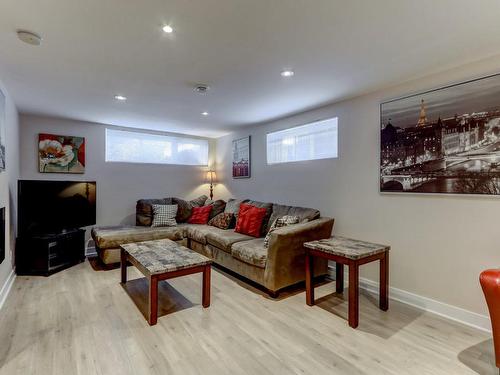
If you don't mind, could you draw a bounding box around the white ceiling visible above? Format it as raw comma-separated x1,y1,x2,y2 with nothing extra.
1,0,500,138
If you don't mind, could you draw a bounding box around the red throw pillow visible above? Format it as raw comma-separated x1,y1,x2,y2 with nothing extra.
235,203,268,237
188,205,212,224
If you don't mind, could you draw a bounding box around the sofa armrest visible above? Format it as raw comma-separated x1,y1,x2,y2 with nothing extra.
264,217,334,289
268,217,334,253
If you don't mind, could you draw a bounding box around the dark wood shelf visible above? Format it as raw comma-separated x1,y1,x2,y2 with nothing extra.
16,229,86,276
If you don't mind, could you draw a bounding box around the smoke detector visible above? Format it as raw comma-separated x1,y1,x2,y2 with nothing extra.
17,30,42,46
194,84,210,94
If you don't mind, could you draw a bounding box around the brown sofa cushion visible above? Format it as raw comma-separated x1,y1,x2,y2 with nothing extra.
245,200,273,236
91,225,185,249
231,239,268,269
267,203,320,232
206,230,253,252
224,198,245,214
136,198,172,226
185,224,215,244
172,195,208,222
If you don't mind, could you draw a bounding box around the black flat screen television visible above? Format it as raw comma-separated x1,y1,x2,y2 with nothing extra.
18,180,96,236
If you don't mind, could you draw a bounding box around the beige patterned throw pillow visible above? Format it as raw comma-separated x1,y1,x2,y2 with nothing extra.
208,212,234,229
263,215,300,248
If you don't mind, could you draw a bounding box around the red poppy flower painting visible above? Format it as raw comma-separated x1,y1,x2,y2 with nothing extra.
38,133,85,173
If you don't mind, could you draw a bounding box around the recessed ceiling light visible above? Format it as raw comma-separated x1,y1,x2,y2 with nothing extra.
194,84,210,94
114,95,127,101
201,111,209,116
17,30,42,46
281,70,294,77
162,25,173,33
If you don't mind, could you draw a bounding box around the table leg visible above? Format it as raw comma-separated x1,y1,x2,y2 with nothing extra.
305,252,315,306
336,262,344,294
202,265,211,308
348,261,359,328
120,249,127,284
380,251,389,311
148,275,158,326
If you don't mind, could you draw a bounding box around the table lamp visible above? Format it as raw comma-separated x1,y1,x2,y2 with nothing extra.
205,170,217,200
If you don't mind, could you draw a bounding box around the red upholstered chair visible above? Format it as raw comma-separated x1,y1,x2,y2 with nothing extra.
480,269,500,369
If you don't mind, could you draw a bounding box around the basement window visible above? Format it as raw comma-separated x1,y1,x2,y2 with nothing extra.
266,117,338,164
105,129,209,166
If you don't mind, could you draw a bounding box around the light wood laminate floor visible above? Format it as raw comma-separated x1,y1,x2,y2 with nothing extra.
0,260,495,375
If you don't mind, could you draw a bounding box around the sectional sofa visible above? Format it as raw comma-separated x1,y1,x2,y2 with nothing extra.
91,197,334,296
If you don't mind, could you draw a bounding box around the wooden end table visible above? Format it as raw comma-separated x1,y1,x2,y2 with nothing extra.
304,236,390,328
120,239,212,326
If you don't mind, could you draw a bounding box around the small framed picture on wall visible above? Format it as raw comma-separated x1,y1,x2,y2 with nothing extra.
232,136,251,178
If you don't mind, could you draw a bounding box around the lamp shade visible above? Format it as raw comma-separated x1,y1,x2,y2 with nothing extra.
205,170,217,184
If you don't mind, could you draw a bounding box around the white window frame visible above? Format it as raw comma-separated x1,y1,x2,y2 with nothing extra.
266,117,338,165
105,128,209,166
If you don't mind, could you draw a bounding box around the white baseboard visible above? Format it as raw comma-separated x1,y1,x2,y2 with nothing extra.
327,266,491,333
0,270,16,311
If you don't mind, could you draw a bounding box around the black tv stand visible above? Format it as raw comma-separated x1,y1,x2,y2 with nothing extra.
16,228,86,276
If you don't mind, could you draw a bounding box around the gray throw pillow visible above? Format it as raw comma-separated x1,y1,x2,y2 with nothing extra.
224,198,244,214
267,203,320,232
205,199,226,220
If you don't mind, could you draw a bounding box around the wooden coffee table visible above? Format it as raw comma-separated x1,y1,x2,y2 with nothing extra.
304,236,389,328
120,239,212,326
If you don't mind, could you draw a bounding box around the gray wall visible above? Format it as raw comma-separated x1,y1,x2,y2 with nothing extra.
215,55,500,317
20,115,215,245
0,79,19,295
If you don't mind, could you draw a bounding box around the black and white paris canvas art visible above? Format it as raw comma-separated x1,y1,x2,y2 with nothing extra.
380,74,500,195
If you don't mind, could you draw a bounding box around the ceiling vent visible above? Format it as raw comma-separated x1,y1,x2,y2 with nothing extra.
17,30,42,46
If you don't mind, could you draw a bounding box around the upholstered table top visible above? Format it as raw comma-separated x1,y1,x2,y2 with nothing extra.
304,236,390,260
120,239,211,275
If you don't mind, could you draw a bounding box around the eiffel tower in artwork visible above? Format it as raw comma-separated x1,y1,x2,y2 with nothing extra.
417,99,427,127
